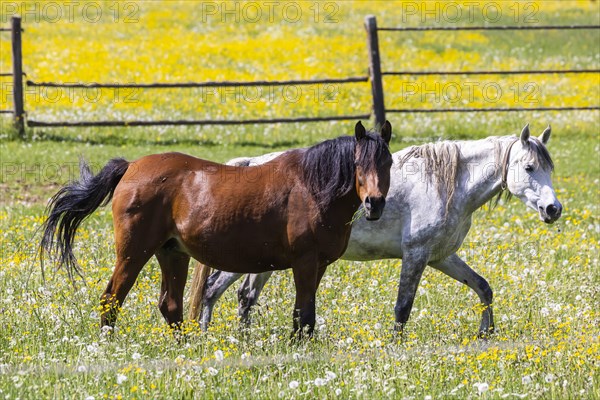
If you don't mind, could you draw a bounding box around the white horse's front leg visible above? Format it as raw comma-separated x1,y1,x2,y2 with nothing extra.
200,270,244,330
394,249,429,336
238,271,274,326
430,253,494,337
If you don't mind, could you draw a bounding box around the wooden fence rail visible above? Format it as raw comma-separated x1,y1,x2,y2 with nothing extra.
26,77,368,89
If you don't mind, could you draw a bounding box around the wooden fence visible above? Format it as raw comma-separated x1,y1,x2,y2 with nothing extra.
1,15,599,138
364,15,600,127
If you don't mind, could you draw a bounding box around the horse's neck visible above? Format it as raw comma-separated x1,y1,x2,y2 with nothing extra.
323,190,362,223
457,137,511,213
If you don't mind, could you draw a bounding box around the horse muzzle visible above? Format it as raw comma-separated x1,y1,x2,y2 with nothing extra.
539,202,563,224
364,196,386,221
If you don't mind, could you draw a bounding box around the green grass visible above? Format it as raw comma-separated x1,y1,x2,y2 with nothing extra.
1,1,599,398
1,118,598,399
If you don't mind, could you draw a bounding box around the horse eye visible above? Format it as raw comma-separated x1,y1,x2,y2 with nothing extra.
525,165,534,173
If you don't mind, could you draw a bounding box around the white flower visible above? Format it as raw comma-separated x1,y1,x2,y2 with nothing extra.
346,337,354,344
335,388,342,395
325,371,337,381
545,373,555,383
77,365,87,373
450,383,464,394
100,326,113,335
540,307,549,316
227,335,239,344
207,367,218,376
289,380,299,389
314,378,327,386
473,382,489,394
132,352,141,360
85,396,95,400
374,322,382,330
86,343,99,354
116,374,127,385
522,375,533,385
214,350,224,361
425,396,432,400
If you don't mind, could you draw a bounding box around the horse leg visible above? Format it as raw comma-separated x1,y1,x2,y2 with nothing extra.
394,250,429,336
291,258,319,339
237,271,274,326
100,208,168,330
430,253,494,337
315,265,328,287
199,270,244,331
100,250,155,330
155,246,190,330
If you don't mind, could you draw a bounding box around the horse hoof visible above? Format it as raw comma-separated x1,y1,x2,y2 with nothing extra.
477,327,495,340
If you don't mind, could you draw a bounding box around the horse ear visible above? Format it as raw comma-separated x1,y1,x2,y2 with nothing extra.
520,123,530,147
355,121,366,140
380,120,392,144
539,124,551,145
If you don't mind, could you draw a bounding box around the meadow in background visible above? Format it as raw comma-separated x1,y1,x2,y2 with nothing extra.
0,1,598,398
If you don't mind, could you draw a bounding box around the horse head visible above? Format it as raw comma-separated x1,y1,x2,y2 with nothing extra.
354,120,393,221
505,124,562,224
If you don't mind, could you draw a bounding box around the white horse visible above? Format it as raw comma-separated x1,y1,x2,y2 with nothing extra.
189,124,562,336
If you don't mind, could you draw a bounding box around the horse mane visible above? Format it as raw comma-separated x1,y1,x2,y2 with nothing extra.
398,141,462,217
528,137,554,171
300,132,389,210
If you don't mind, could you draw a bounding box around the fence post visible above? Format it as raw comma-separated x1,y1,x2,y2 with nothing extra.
365,15,385,129
11,16,25,138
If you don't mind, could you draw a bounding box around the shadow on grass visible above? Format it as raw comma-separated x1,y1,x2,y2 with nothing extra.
34,130,304,149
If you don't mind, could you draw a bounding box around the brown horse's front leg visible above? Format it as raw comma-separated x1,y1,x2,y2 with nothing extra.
291,260,319,339
155,247,190,331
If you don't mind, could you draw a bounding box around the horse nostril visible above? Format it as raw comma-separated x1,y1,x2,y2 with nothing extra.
364,197,372,210
546,204,557,216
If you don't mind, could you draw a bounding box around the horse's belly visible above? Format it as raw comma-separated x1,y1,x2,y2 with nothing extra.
180,223,291,273
343,224,403,261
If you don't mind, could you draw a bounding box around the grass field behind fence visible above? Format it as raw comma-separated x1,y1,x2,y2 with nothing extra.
0,1,599,399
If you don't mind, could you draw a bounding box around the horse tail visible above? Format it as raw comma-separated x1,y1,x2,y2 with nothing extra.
188,261,213,321
40,157,130,279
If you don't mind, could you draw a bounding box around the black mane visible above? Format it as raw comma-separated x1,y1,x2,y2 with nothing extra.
300,132,389,210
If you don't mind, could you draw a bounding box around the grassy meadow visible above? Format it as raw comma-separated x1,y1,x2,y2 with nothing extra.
0,1,599,399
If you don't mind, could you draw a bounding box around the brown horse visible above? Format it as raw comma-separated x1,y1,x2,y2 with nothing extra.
41,121,393,337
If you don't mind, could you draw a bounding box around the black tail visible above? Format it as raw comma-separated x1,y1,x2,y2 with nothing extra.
40,157,130,279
